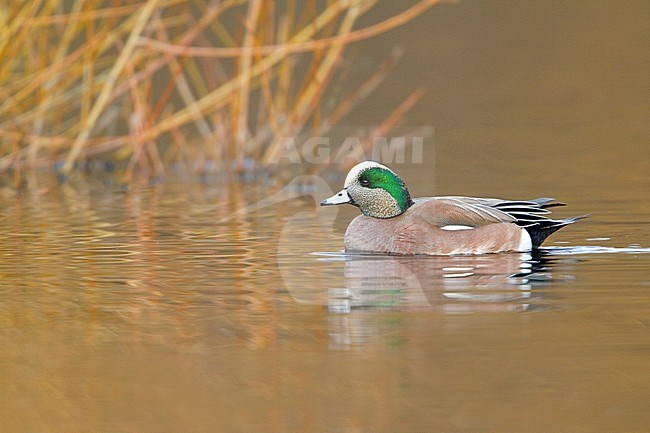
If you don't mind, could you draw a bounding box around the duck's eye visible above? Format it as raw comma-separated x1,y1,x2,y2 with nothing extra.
360,178,370,187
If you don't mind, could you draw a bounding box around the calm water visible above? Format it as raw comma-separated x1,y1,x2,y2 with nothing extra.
1,170,649,433
2,1,650,432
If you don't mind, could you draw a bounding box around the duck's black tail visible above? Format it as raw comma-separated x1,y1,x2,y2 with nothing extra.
524,214,589,249
491,198,588,249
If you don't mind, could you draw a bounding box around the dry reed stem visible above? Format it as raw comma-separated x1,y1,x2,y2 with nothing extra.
110,0,242,101
235,0,262,170
21,2,174,27
262,2,362,163
0,0,223,139
134,0,354,151
139,0,447,58
0,0,441,175
28,0,86,165
63,0,162,172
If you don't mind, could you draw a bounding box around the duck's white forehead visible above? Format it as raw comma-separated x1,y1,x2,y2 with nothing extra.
344,161,390,187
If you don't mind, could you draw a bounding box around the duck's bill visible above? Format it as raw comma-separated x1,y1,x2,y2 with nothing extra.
320,189,354,206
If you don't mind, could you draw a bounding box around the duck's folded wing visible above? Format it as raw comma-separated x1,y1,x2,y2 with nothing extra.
413,197,516,227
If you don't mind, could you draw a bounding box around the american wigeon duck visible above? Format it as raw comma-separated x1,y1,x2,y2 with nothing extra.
320,161,586,255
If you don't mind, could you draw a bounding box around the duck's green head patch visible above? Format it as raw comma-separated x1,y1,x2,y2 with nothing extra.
357,166,414,217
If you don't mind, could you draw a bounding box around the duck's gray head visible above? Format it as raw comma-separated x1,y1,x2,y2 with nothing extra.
320,161,413,219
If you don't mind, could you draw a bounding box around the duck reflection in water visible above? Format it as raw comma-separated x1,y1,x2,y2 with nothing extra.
320,251,562,349
321,251,557,314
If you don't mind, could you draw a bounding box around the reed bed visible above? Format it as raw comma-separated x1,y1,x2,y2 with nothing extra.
0,0,444,180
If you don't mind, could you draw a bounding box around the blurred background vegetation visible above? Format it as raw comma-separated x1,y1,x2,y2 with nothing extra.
0,0,442,181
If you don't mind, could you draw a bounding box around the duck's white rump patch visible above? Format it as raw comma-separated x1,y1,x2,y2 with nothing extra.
518,229,532,251
440,225,474,231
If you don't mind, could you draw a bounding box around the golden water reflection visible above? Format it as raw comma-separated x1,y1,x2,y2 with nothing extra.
1,175,649,432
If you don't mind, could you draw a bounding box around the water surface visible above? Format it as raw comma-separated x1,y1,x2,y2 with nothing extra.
1,171,649,433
